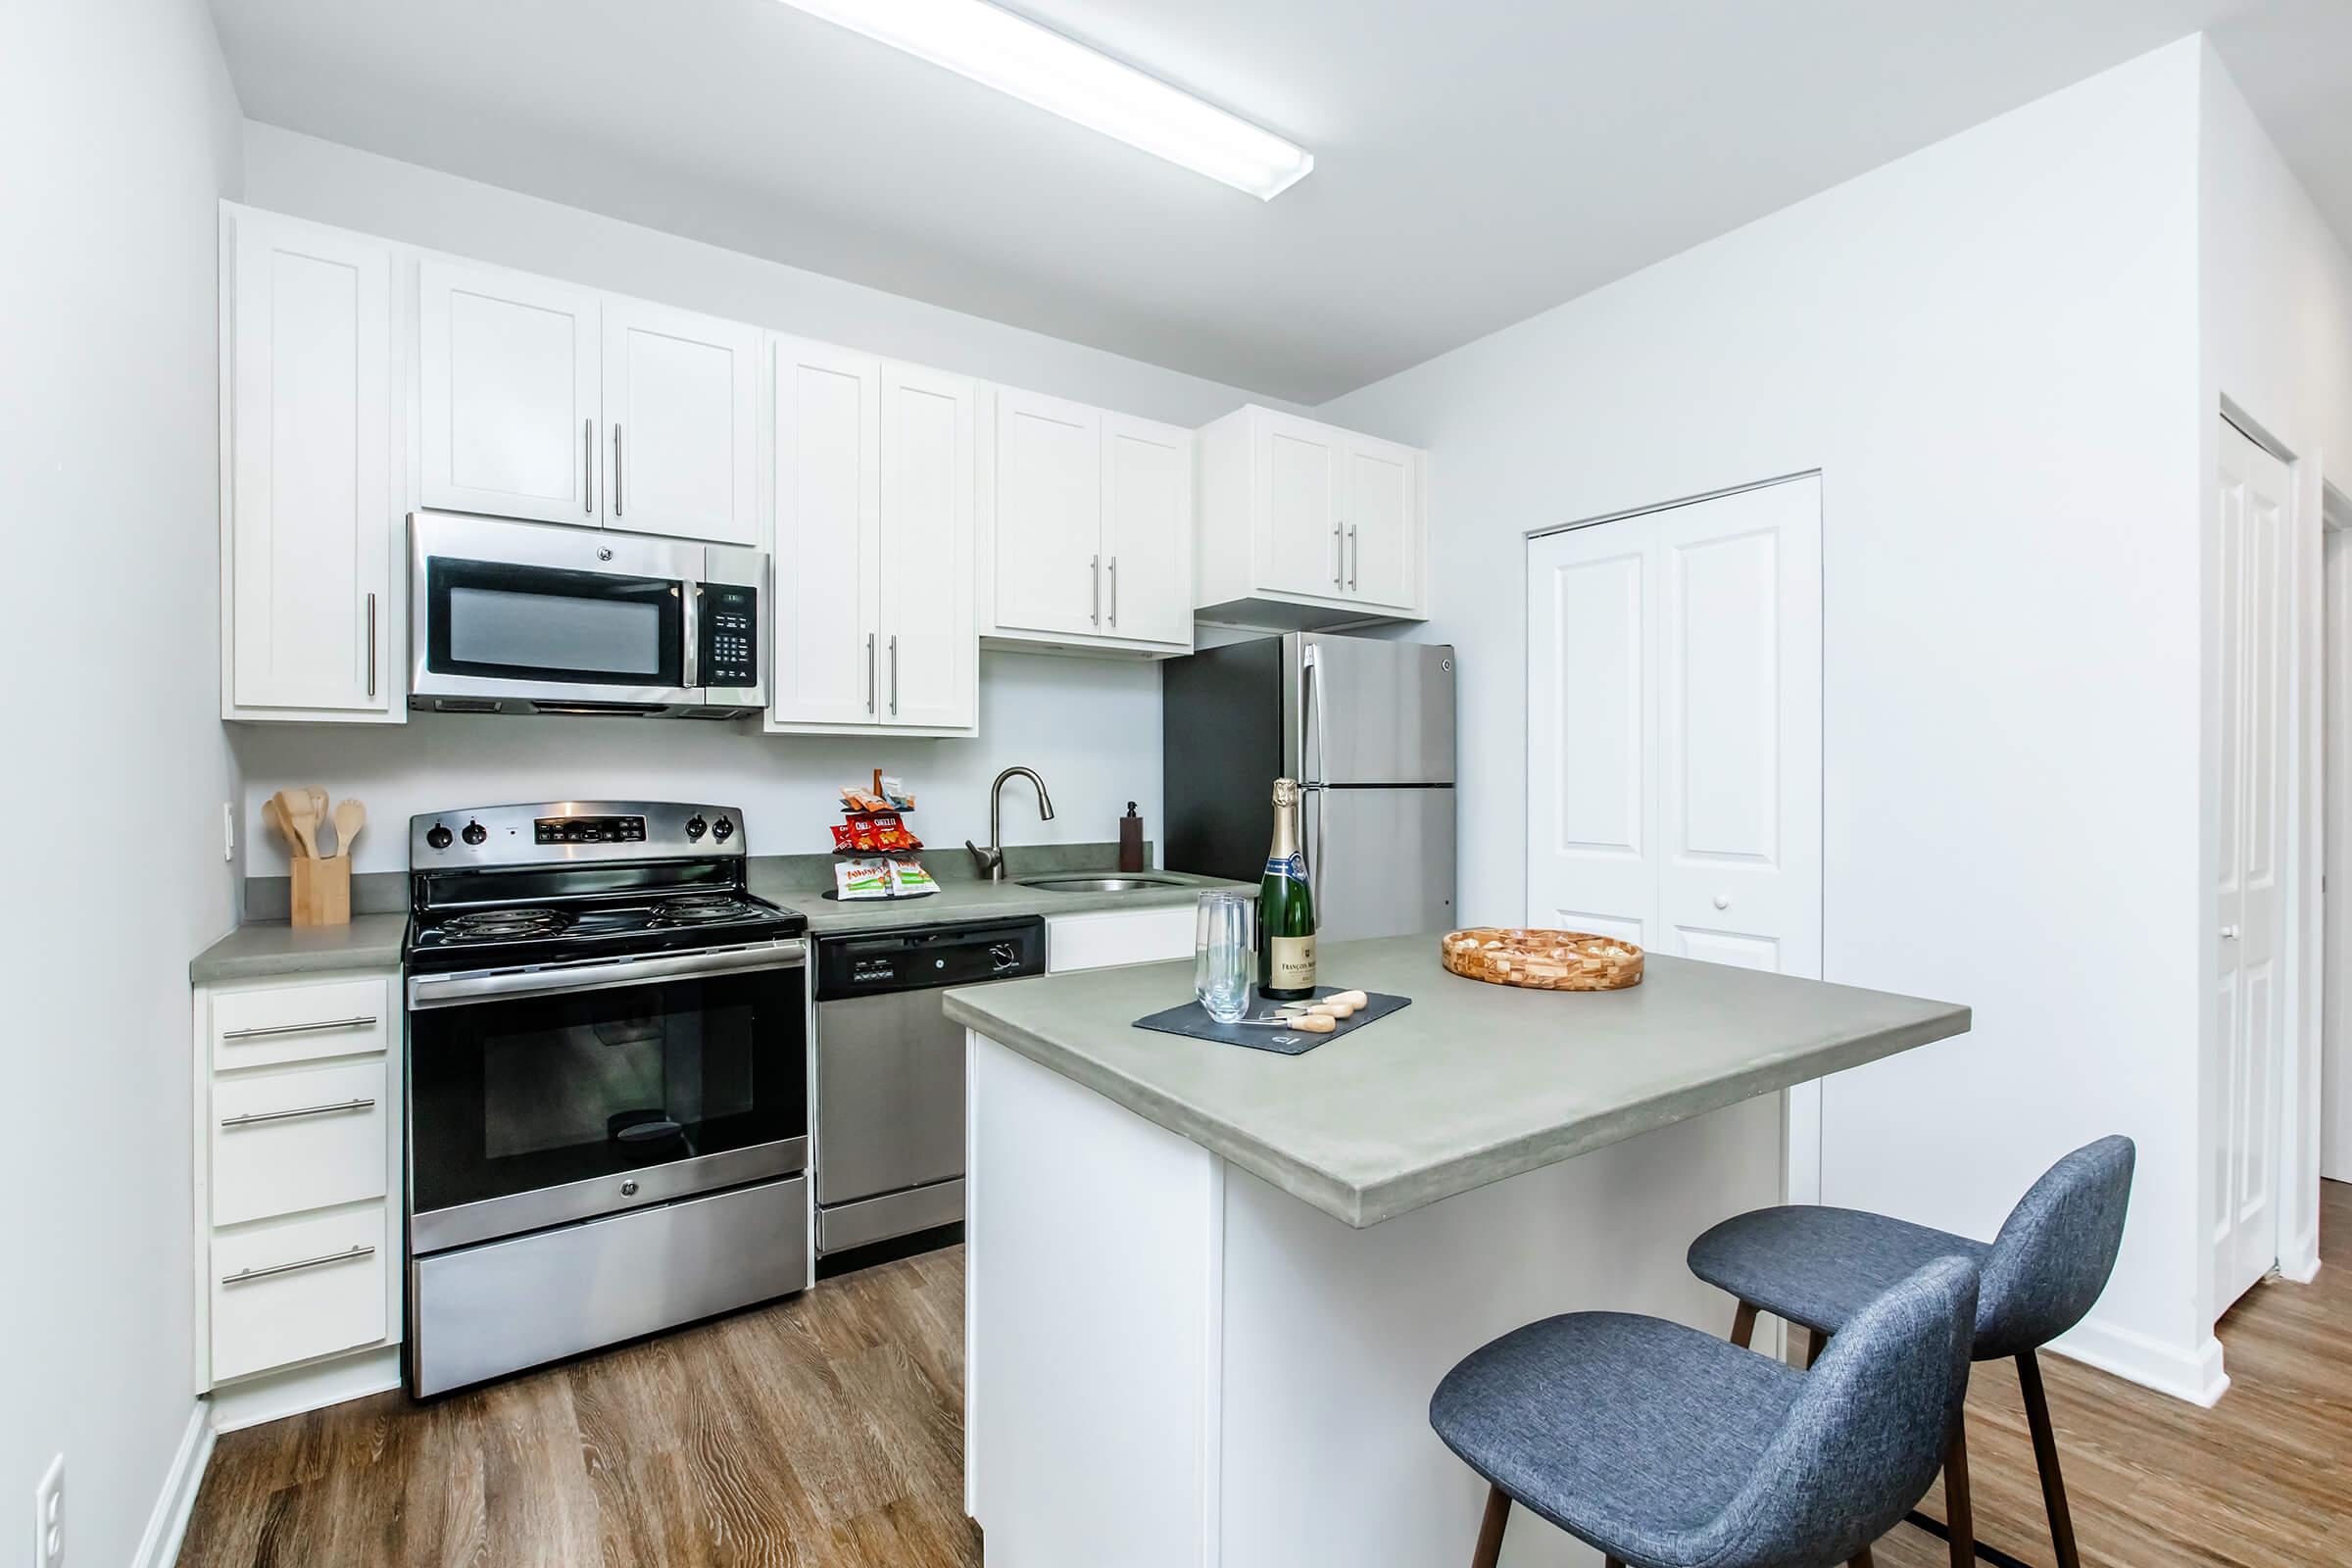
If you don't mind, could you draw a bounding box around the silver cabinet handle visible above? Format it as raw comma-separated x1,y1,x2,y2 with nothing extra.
220,1014,376,1041
1348,525,1359,591
220,1097,375,1130
1091,555,1102,625
222,1243,373,1287
584,417,595,514
365,592,377,698
889,633,899,715
1108,557,1118,627
1332,519,1344,584
612,423,624,516
865,632,876,713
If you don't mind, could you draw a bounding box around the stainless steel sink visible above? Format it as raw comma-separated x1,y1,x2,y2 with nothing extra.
1014,873,1190,894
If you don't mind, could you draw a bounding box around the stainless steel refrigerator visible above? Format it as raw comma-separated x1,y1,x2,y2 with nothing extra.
1162,632,1455,941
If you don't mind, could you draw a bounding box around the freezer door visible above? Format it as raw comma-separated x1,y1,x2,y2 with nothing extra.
1304,786,1456,941
1287,634,1456,785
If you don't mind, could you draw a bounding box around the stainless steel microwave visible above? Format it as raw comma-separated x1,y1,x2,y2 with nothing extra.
409,512,766,718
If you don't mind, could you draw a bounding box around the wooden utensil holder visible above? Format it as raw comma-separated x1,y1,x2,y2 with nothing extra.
290,857,352,928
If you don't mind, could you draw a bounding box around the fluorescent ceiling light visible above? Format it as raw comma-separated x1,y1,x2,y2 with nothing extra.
776,0,1314,200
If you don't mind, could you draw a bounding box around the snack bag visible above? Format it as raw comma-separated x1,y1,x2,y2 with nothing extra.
878,774,916,810
888,858,938,897
834,858,890,900
866,810,921,852
841,786,891,813
829,823,859,854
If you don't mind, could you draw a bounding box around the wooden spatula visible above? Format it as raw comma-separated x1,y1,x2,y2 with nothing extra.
331,799,367,861
272,788,320,858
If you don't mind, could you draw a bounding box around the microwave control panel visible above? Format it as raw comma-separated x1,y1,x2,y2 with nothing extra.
700,584,759,689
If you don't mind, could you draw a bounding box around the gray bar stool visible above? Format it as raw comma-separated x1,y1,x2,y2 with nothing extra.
1687,1136,2134,1568
1430,1255,1979,1568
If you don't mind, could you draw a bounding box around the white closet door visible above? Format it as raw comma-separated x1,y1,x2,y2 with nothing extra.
878,363,976,731
2214,417,2291,1309
770,337,881,729
602,298,760,546
418,261,600,524
1528,476,1823,1193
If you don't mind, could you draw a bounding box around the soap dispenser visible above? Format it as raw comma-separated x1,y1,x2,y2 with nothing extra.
1118,802,1145,872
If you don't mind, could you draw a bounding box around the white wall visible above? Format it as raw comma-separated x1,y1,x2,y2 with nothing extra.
1321,43,2215,1396
236,651,1163,875
2195,42,2352,1297
0,0,244,1558
226,123,1295,877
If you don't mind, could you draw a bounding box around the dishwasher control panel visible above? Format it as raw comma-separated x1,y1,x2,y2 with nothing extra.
812,916,1048,1001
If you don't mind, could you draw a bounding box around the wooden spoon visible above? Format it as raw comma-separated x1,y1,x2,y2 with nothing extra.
307,786,332,853
331,799,367,861
263,796,296,856
272,789,320,858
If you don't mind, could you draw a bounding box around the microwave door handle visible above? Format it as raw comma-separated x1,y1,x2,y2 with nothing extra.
681,580,701,691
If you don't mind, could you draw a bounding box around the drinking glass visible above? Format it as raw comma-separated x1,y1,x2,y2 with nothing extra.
1195,890,1253,1022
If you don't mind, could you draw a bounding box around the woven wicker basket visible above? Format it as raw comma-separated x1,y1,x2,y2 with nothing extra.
1440,928,1645,991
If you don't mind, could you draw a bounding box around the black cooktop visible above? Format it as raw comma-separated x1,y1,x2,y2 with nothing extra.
405,891,807,975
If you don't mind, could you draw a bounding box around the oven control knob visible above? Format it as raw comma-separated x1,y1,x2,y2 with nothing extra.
711,815,734,842
989,942,1018,971
685,815,708,840
461,819,487,847
425,822,453,851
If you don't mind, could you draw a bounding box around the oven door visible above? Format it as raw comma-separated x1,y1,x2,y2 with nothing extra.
407,943,808,1253
409,511,703,710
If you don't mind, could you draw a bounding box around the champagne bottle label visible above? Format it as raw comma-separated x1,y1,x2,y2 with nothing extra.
1263,852,1306,879
1268,934,1317,990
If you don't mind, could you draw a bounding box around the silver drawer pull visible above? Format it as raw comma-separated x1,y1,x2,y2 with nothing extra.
220,1014,376,1041
220,1097,375,1129
221,1243,374,1287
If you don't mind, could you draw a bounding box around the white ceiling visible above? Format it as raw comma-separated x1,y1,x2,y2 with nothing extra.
207,0,2352,404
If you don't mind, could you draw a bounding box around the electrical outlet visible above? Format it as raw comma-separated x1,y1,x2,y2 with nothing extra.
33,1454,62,1568
221,801,236,863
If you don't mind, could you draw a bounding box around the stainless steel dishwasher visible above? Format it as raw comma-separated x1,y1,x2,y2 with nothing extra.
811,916,1048,1255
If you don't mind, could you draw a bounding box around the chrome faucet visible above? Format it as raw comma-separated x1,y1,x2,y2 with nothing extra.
967,766,1055,882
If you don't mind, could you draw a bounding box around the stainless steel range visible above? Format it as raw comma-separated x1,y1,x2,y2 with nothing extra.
402,800,810,1397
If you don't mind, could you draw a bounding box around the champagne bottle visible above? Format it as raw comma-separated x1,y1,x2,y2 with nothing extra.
1257,778,1318,1001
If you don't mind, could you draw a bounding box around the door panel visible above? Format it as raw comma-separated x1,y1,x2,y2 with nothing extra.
419,261,599,524
603,300,760,546
229,215,393,713
815,991,964,1205
1344,437,1415,609
2213,417,2290,1309
1259,414,1345,597
993,389,1101,638
1288,635,1457,785
1307,788,1455,942
771,338,880,728
1102,415,1193,646
880,364,976,730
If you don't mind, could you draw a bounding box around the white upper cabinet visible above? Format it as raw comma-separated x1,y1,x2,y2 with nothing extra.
1196,404,1427,628
1101,414,1195,647
981,387,1193,655
767,344,975,736
602,298,760,547
223,208,399,722
878,363,978,730
418,260,600,526
419,262,757,545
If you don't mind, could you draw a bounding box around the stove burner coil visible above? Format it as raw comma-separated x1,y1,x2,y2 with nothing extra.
440,907,574,940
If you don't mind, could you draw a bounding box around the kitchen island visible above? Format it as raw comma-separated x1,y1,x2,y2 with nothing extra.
943,934,1969,1568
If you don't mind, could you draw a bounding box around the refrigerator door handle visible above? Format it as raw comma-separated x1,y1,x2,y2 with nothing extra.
1301,643,1327,892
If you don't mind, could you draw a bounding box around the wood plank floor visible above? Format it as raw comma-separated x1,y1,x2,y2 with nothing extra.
180,1187,2352,1567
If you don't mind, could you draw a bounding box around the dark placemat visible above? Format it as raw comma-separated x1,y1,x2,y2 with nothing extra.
1132,988,1412,1055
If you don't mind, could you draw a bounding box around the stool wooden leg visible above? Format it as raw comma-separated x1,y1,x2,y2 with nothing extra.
1941,1414,1976,1568
2018,1351,2082,1568
1804,1327,1829,1369
1470,1483,1511,1568
1731,1299,1758,1348
1849,1550,1876,1568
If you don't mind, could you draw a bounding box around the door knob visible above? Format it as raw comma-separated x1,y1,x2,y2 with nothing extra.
2220,924,2240,941
1713,894,1731,910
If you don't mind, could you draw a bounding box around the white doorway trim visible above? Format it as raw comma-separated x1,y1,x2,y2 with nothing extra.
2321,486,2352,1195
1523,471,1827,1205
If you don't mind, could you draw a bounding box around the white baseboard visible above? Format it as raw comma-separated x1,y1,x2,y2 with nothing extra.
210,1346,402,1435
2280,1231,2323,1284
132,1404,215,1568
2048,1315,2230,1407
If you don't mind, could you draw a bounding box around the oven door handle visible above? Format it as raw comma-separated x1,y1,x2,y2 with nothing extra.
408,939,807,1010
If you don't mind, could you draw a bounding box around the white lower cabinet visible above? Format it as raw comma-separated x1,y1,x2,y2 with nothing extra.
1046,906,1199,972
196,970,403,1396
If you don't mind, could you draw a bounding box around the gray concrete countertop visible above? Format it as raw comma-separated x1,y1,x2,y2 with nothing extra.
751,850,1248,936
944,935,1971,1228
190,913,410,983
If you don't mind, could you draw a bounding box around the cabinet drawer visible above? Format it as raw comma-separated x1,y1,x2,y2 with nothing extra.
212,977,388,1070
211,1206,388,1383
211,1060,388,1226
